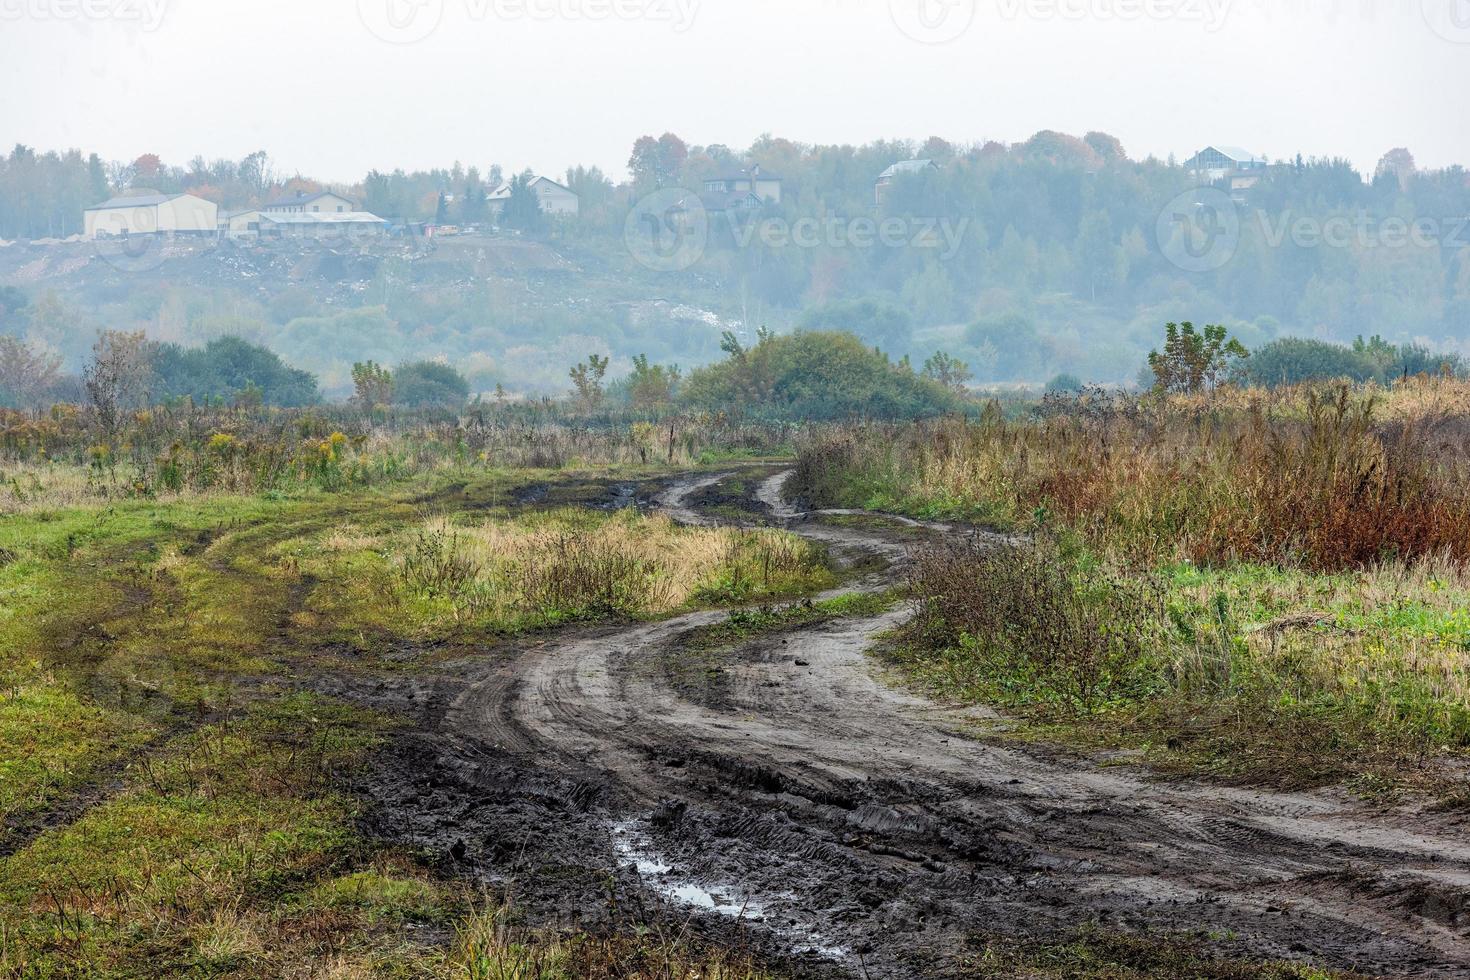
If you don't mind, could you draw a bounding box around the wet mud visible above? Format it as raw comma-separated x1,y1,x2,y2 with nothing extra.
349,469,1470,978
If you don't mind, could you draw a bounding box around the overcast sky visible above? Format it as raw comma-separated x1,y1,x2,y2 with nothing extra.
2,0,1468,184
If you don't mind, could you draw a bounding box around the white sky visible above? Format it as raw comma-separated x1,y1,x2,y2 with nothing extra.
2,0,1468,183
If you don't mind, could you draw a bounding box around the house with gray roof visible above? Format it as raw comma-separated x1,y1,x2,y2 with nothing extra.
874,159,939,206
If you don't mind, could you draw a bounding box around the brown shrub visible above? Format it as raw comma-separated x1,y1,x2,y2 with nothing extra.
798,384,1470,571
906,537,1170,708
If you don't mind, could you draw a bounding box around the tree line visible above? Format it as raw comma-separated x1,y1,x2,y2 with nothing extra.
4,133,1469,388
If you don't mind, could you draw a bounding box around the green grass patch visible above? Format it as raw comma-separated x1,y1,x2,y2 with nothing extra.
686,591,897,652
0,466,827,976
0,694,392,976
898,535,1470,794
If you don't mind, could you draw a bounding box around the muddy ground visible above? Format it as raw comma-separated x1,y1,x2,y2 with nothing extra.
337,469,1470,978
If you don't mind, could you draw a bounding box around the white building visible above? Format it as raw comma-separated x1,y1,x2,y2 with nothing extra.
702,164,783,206
219,208,263,237
262,190,357,214
874,159,939,206
488,176,580,218
254,211,389,239
1183,146,1267,182
84,193,218,239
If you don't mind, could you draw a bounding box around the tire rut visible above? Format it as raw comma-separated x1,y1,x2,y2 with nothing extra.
385,468,1470,978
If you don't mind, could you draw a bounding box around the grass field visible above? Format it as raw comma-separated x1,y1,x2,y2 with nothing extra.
0,460,831,977
0,392,1452,976
794,379,1470,795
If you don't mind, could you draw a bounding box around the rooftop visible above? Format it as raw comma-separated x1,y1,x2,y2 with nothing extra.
878,159,937,180
262,190,354,209
488,175,575,200
258,211,387,224
85,193,192,211
1193,145,1266,164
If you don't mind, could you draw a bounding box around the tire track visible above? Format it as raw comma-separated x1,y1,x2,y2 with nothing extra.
429,469,1470,977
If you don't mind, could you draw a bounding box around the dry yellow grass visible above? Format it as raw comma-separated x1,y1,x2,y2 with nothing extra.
390,509,825,624
452,900,775,980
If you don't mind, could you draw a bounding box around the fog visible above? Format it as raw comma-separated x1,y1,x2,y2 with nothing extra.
3,0,1467,180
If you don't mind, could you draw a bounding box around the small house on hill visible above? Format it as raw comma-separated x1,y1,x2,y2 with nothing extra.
488,176,580,217
702,164,782,206
874,159,939,206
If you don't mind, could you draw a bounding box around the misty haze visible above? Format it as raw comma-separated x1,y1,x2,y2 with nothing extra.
1,1,1469,978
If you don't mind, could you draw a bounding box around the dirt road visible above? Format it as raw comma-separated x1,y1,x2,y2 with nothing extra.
358,469,1470,978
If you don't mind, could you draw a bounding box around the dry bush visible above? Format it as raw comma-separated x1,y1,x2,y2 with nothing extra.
399,522,483,598
798,383,1470,572
907,537,1171,708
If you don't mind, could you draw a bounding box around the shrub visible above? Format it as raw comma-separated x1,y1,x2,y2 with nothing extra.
1045,373,1084,394
680,329,958,420
1237,337,1376,386
392,361,470,409
1238,336,1464,388
152,336,319,408
906,536,1170,709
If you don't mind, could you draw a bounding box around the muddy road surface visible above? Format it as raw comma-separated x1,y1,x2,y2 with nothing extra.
352,469,1470,978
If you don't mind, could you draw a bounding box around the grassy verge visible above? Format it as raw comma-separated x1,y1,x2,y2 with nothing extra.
890,534,1470,794
0,466,829,975
452,901,776,980
793,389,1470,796
292,506,833,649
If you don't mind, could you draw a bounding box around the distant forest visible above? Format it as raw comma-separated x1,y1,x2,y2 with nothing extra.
1,132,1468,393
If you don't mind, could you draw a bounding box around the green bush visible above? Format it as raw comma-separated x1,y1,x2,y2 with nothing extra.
152,335,319,407
1045,373,1084,394
680,329,959,420
392,361,471,408
1238,336,1463,388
